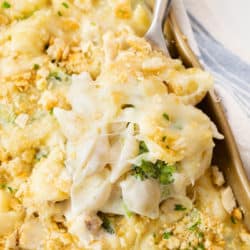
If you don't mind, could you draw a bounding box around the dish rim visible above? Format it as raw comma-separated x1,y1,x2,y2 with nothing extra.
165,11,250,230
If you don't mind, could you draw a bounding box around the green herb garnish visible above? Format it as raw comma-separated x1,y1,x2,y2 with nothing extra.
33,64,40,70
198,231,204,238
162,136,166,142
121,104,135,109
1,1,11,8
132,160,160,180
132,165,148,180
132,160,176,184
48,72,62,81
35,149,49,161
189,219,201,232
0,184,16,193
98,213,115,234
139,141,149,154
163,231,172,239
122,202,133,218
0,184,6,189
57,11,63,16
231,216,237,224
158,162,176,184
7,186,14,193
62,2,69,8
194,243,205,250
174,204,187,211
162,112,170,121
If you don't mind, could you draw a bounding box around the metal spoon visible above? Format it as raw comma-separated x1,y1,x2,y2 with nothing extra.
145,0,172,55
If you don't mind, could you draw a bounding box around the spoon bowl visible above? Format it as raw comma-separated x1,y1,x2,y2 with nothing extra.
145,0,172,55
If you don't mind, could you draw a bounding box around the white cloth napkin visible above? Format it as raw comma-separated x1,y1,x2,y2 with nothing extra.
171,0,250,179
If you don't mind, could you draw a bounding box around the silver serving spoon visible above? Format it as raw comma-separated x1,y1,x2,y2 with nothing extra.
145,0,172,55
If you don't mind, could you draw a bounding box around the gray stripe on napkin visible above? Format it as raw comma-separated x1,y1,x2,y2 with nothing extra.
188,14,250,117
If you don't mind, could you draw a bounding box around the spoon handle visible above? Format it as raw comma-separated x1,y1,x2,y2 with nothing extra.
145,0,172,55
152,0,172,28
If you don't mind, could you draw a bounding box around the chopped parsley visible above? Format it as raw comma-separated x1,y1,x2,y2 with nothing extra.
35,149,49,161
7,186,14,193
48,72,62,81
158,162,176,184
121,104,135,109
49,108,54,115
122,202,133,218
33,64,40,70
162,136,166,142
132,160,176,185
62,2,69,8
139,141,149,154
162,112,170,121
57,11,63,16
231,216,237,224
1,1,11,8
98,213,115,234
163,231,172,239
188,219,201,232
174,204,187,211
133,123,139,134
132,160,159,180
194,243,205,250
0,184,16,193
0,184,7,189
198,231,204,238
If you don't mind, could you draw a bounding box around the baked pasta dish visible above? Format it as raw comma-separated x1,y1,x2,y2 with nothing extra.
0,0,249,249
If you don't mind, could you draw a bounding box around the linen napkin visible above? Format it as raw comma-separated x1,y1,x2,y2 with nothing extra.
171,0,250,179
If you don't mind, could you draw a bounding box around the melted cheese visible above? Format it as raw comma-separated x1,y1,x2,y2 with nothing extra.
0,1,249,249
121,176,161,219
